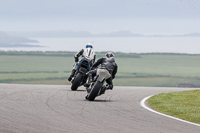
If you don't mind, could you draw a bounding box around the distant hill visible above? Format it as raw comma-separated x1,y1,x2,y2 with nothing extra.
182,33,200,37
0,43,43,48
96,30,143,37
8,30,200,38
8,30,143,38
0,31,41,48
148,33,200,37
8,31,94,38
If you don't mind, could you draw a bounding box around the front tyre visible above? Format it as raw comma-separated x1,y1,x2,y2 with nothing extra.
87,81,102,101
71,73,83,91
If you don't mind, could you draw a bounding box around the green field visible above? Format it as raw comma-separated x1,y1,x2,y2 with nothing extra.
1,51,200,87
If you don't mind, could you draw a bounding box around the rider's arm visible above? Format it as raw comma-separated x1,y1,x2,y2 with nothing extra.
92,57,103,69
74,49,84,62
112,63,118,79
93,55,96,64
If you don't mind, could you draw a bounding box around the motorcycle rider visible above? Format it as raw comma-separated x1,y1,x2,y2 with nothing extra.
85,52,118,90
68,43,96,82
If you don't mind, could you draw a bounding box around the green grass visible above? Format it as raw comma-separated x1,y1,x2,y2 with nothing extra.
115,54,200,87
117,54,200,77
1,52,200,87
0,54,73,85
0,55,73,72
147,90,200,124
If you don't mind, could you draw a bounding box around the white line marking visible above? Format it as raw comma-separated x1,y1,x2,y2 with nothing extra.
140,95,200,127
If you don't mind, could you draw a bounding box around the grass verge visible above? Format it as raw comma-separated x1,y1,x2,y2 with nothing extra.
147,90,200,124
1,52,200,87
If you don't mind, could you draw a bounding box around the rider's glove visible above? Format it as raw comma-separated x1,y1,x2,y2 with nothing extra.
91,66,96,70
75,57,78,62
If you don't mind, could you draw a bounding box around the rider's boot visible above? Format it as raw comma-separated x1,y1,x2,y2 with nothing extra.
106,77,113,90
68,69,76,81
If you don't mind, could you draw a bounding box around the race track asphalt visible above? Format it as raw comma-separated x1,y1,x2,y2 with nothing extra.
0,84,199,133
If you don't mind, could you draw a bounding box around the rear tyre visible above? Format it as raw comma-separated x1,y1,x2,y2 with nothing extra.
87,81,102,101
71,73,83,91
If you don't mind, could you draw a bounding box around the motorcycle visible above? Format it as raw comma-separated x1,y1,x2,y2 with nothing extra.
71,57,91,91
85,68,111,101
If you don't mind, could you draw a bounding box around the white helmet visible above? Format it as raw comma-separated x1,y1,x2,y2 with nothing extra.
86,43,93,48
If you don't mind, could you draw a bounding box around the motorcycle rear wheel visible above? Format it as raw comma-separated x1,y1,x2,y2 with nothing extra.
71,73,83,91
87,81,102,101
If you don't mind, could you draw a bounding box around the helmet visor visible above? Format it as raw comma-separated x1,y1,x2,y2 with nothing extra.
86,45,92,48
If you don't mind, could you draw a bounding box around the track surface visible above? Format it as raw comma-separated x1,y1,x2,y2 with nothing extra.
0,84,200,133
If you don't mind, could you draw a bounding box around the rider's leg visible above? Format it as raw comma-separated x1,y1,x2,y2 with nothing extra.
84,69,97,87
68,63,78,81
68,69,76,81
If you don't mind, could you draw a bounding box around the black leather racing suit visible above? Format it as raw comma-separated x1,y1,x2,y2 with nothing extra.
89,57,118,89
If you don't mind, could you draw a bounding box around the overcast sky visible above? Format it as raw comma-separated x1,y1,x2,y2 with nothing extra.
1,0,200,34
